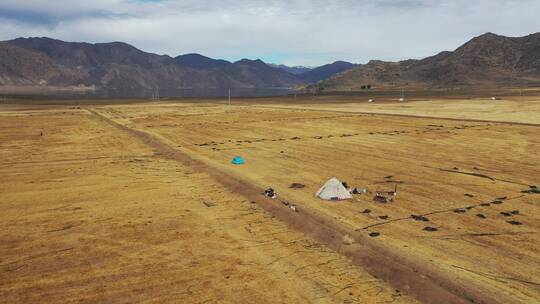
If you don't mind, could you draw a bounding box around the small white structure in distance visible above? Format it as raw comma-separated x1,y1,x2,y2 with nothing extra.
399,97,405,102
368,99,374,103
491,96,500,101
316,177,353,201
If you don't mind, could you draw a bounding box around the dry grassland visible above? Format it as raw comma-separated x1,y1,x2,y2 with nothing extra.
0,106,416,303
1,96,539,303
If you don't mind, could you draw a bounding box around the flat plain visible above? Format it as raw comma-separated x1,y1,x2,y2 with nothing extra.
1,94,539,303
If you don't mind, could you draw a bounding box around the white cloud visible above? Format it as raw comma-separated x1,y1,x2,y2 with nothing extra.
1,0,539,65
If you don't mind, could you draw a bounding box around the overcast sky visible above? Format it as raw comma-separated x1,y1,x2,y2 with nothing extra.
1,0,539,66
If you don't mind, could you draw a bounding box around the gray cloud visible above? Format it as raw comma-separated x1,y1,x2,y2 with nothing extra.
1,0,539,66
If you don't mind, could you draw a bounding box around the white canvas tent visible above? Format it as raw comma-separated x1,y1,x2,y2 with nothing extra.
315,177,352,200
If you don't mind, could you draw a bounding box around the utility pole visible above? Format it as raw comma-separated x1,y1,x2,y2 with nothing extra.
228,88,231,106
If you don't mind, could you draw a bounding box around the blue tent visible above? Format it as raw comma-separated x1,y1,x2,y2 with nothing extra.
231,156,245,165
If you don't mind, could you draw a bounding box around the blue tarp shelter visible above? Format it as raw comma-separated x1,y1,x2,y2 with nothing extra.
231,156,245,165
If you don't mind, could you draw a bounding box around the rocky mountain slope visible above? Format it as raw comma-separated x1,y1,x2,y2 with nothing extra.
0,37,304,96
322,32,540,89
174,53,231,69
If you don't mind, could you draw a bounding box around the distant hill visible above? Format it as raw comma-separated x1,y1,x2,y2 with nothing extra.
0,37,305,97
225,59,302,88
272,62,357,82
298,61,357,83
322,32,540,89
270,64,312,75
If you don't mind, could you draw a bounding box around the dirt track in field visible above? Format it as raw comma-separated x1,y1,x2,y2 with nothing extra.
255,96,540,125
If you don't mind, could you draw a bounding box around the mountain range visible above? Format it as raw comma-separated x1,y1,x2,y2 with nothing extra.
0,37,355,97
321,32,540,90
1,32,540,97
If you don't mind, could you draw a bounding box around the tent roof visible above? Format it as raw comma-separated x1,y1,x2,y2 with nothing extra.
231,156,245,164
315,177,352,200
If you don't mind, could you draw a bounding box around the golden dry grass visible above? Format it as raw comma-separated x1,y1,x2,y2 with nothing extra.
2,95,540,303
0,106,417,303
88,96,540,303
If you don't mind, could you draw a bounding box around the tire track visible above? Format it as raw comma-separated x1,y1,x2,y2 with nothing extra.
252,105,540,127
